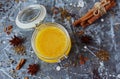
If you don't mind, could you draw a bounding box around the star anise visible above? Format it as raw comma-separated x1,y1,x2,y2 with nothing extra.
9,35,24,46
13,45,26,55
80,35,93,45
27,64,39,75
96,50,109,61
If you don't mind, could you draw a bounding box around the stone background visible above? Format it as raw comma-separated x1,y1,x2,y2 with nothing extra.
0,0,120,79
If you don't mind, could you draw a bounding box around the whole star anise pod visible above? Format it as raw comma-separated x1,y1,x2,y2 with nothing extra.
27,64,39,75
9,35,24,46
80,35,93,45
96,50,109,61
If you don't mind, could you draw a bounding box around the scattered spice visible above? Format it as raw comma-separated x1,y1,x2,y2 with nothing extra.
71,53,80,67
93,68,101,79
71,39,76,44
96,50,109,61
13,45,26,55
63,63,70,68
15,0,27,3
80,35,93,45
115,24,120,32
79,55,89,65
9,35,25,46
60,8,71,21
9,59,14,64
77,30,84,36
9,68,16,74
27,64,39,75
0,0,14,16
16,59,26,70
72,61,78,67
24,77,29,79
51,7,59,14
0,2,3,8
15,0,19,3
60,54,88,67
4,25,13,35
52,7,75,21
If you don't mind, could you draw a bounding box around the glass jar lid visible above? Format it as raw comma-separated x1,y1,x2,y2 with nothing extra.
16,4,46,29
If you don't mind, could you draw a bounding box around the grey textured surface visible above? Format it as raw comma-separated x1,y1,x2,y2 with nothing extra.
0,0,120,79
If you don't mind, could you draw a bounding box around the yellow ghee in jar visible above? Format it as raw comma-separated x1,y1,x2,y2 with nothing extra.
34,24,71,63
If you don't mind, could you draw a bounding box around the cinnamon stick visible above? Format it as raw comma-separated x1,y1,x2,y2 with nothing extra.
80,0,110,24
88,0,116,24
80,21,90,28
73,0,116,28
73,19,82,26
81,12,94,23
73,9,94,26
16,59,26,70
80,0,112,24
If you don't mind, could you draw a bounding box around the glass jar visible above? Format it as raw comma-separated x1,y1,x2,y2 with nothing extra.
16,4,71,63
31,23,71,63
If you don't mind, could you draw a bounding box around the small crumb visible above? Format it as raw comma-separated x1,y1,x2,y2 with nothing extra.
1,40,6,44
9,59,14,64
117,74,120,78
77,5,80,7
31,51,34,53
10,69,16,74
24,77,29,79
77,30,84,36
31,55,33,57
38,76,41,78
84,46,87,49
101,18,104,22
66,16,71,21
79,55,89,65
0,62,2,66
63,63,70,67
78,1,84,7
56,66,61,71
70,3,72,6
109,74,112,77
112,75,116,77
73,4,76,7
15,0,19,3
99,61,104,66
